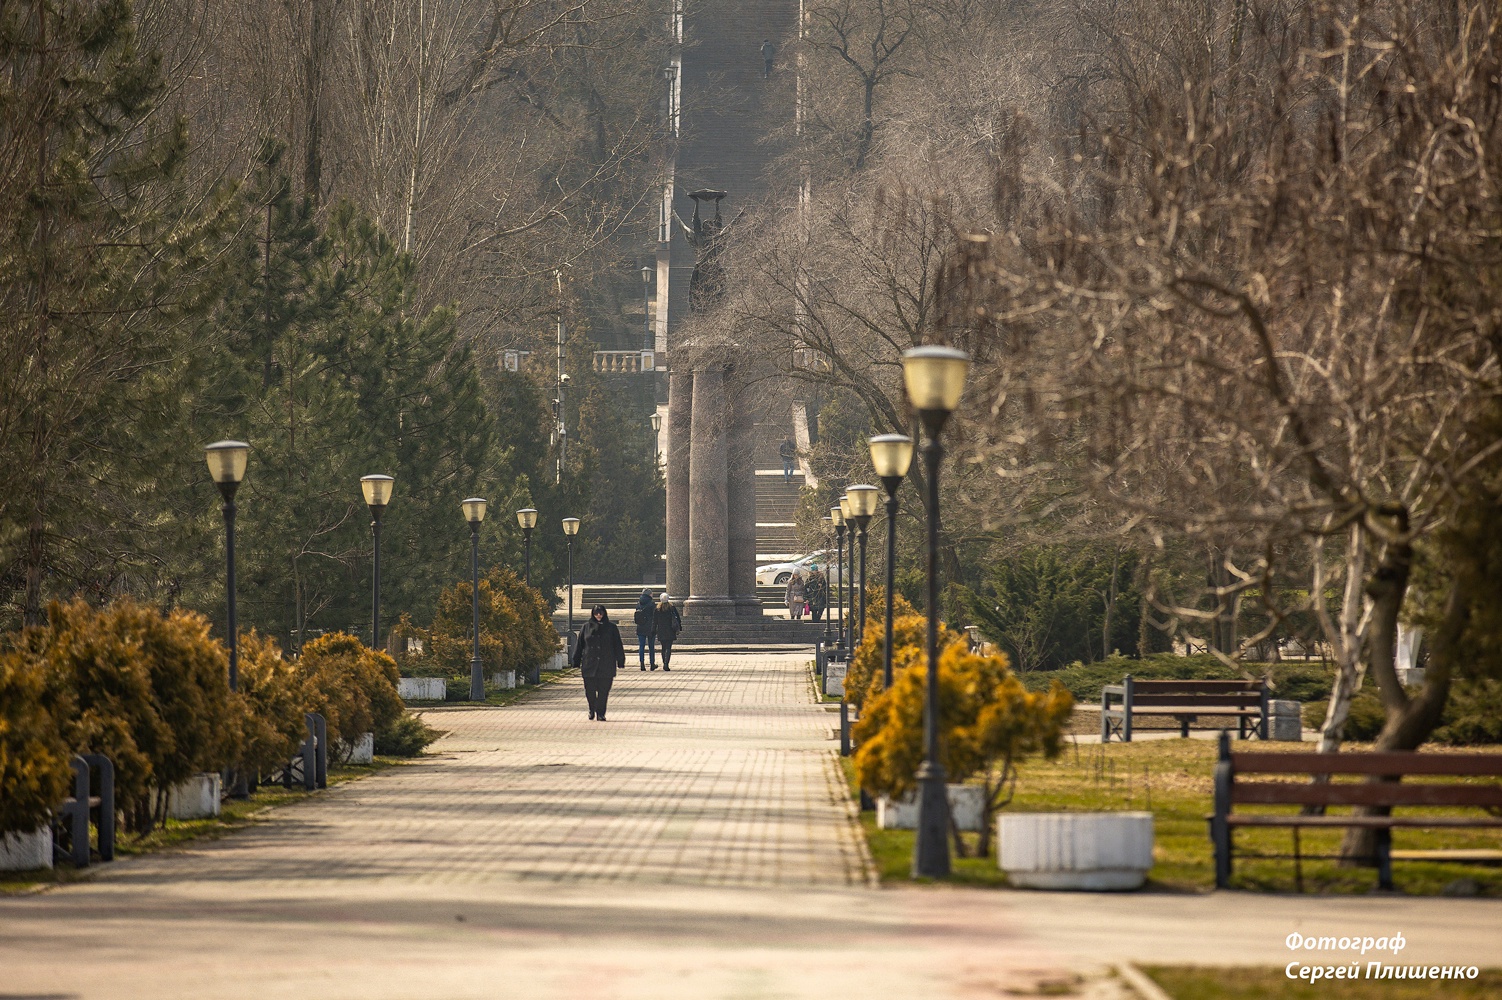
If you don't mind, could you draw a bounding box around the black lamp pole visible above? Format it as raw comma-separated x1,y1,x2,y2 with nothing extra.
869,435,913,689
469,520,483,700
563,517,580,657
903,344,970,881
821,516,834,645
222,490,239,690
833,519,846,653
523,527,533,585
362,475,393,651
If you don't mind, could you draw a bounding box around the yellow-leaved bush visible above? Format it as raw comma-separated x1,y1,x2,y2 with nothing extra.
297,632,404,760
853,643,1074,856
0,647,71,836
842,588,964,711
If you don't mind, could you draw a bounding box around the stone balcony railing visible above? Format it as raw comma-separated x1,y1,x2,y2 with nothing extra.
593,350,656,374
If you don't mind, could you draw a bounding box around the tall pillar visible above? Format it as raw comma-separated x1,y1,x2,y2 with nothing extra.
686,365,732,615
727,379,761,616
666,370,693,601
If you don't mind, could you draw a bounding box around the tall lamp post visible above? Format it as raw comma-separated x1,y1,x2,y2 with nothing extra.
361,475,394,651
642,265,654,350
869,434,914,688
563,516,581,657
205,441,250,691
846,485,879,651
903,345,970,880
650,410,663,467
830,504,846,653
516,507,538,585
463,498,488,701
840,495,856,649
821,515,835,644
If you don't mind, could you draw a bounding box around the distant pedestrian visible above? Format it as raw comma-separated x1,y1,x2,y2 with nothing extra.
779,437,797,482
785,571,806,620
805,565,828,622
653,593,683,671
761,39,775,79
571,604,624,721
633,588,657,670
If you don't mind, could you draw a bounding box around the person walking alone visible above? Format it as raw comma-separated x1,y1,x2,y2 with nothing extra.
805,564,828,623
785,570,806,620
779,437,797,482
653,593,683,671
633,588,657,670
761,39,776,79
572,604,624,720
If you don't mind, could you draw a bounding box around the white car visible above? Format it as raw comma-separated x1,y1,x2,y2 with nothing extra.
755,550,845,587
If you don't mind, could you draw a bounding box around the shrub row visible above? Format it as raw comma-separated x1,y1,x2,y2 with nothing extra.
0,599,433,838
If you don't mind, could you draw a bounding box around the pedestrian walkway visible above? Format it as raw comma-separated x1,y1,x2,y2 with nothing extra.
2,650,1497,1000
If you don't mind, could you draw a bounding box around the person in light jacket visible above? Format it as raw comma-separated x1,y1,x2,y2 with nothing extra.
653,594,683,671
571,604,624,720
785,570,807,620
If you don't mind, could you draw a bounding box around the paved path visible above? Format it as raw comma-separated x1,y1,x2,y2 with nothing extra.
1,651,1498,999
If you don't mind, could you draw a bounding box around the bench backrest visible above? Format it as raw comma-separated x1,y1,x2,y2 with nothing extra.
1108,676,1267,709
1220,738,1502,810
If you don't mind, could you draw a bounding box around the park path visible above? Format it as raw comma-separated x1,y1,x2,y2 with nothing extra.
2,650,1498,1000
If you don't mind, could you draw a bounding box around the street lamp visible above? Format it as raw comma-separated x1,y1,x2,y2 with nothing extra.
205,441,249,691
463,497,488,701
642,265,653,350
821,515,835,643
846,485,879,652
361,475,394,651
650,409,663,466
903,344,970,880
830,504,846,654
563,516,581,658
516,507,538,585
840,495,856,650
869,434,914,688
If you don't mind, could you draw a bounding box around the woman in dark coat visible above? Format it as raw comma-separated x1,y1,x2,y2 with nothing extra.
571,604,624,720
652,593,683,671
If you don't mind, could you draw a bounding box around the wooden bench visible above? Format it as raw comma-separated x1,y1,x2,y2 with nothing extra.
1208,732,1502,890
1100,676,1268,742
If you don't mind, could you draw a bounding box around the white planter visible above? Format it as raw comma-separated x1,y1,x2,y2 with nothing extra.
0,826,53,871
343,732,375,765
877,784,985,832
823,661,847,697
998,812,1154,890
166,772,222,820
490,669,517,689
547,651,567,671
398,676,446,701
1269,699,1303,741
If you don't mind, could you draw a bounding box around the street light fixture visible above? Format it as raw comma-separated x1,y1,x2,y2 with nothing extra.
650,410,663,466
830,503,846,654
821,515,835,644
563,516,581,658
869,434,914,689
642,265,654,351
846,485,879,651
840,495,855,651
205,441,249,691
361,475,394,651
516,507,538,585
902,345,970,880
463,498,488,701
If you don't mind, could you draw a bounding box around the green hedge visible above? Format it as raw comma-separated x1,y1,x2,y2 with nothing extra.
1018,653,1334,704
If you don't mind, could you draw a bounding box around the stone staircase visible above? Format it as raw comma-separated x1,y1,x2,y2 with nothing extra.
755,469,802,560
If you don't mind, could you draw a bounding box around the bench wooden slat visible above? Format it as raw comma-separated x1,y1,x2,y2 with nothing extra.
1125,697,1264,709
1131,680,1263,692
1230,751,1502,776
1219,814,1502,829
1232,781,1502,808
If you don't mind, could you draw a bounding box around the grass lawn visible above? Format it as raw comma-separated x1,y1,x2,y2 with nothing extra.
0,756,405,895
1143,966,1502,999
842,736,1502,895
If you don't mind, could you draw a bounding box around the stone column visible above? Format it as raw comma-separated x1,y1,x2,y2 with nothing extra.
727,379,761,616
685,365,732,615
666,370,693,601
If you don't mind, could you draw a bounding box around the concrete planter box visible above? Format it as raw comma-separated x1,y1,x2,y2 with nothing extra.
0,826,53,871
877,784,985,832
546,651,567,671
166,772,222,820
1270,699,1303,741
490,669,517,689
341,732,375,765
823,660,847,697
398,676,446,701
998,812,1154,890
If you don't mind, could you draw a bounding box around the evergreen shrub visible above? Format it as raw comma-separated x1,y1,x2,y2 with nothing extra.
0,649,72,836
298,633,403,759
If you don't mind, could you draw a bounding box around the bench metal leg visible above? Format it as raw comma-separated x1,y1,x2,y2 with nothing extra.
839,701,850,757
1292,827,1303,893
1180,717,1190,738
82,754,114,862
68,757,90,867
1376,828,1394,891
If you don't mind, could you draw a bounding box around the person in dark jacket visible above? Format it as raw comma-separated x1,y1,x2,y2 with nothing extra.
652,593,683,671
571,604,624,720
805,565,828,622
633,588,657,670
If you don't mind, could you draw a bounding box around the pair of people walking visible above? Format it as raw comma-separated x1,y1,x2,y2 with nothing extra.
572,592,683,721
